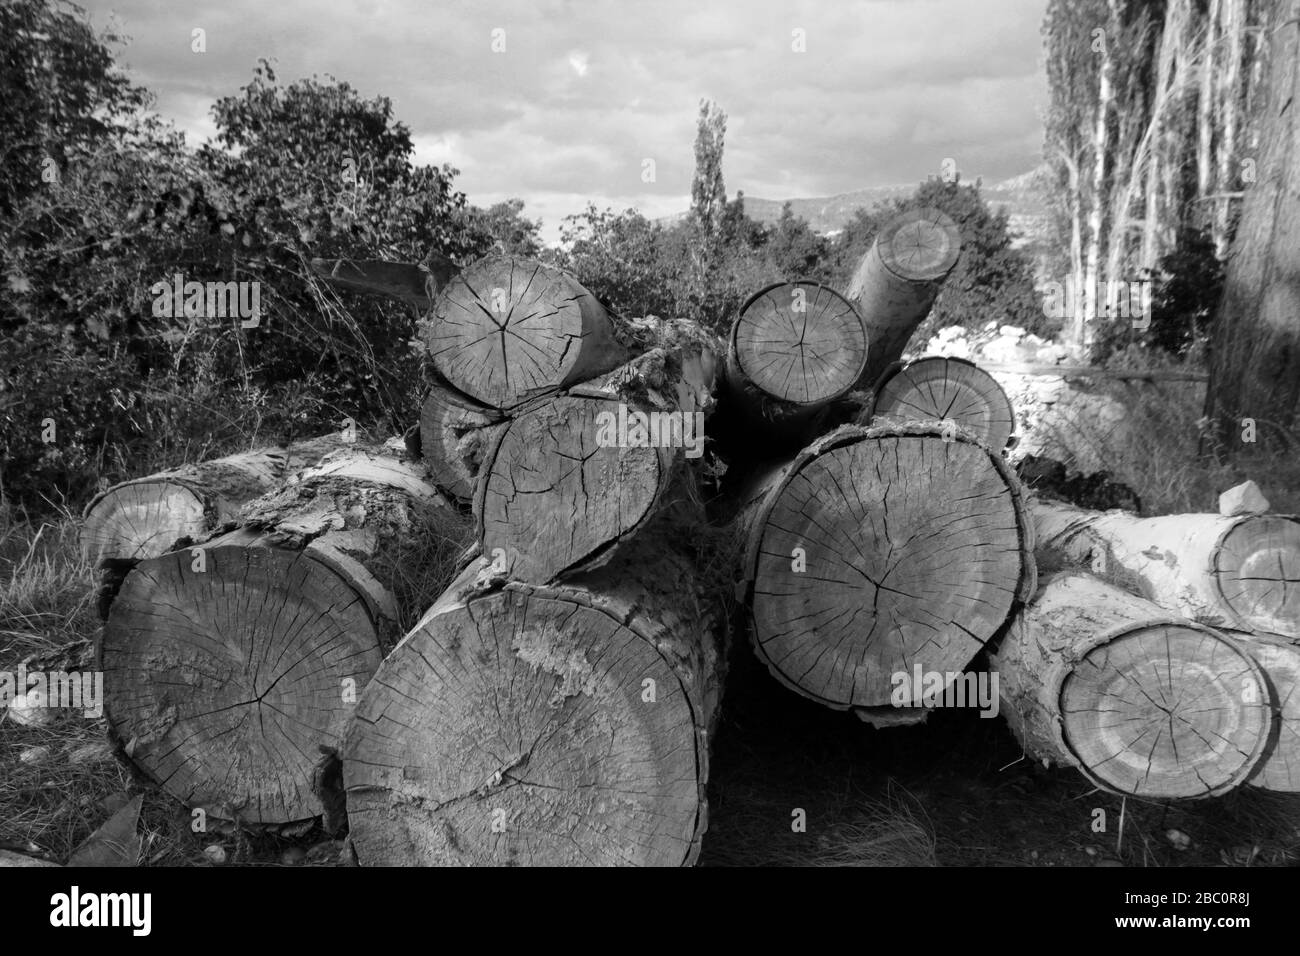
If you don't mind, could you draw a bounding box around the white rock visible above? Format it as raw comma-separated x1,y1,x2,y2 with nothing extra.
203,845,228,865
999,325,1026,339
1219,480,1270,516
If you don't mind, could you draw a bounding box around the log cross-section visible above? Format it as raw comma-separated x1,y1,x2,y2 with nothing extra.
423,256,629,410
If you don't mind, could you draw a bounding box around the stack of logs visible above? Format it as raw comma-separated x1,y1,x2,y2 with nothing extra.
83,206,1300,867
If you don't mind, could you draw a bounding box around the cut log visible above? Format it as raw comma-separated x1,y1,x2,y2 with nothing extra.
868,356,1016,452
422,256,630,409
737,421,1035,713
81,433,351,565
989,572,1272,799
419,379,507,503
476,347,716,584
342,535,725,866
847,207,961,390
100,451,465,826
309,251,459,310
725,281,868,427
1032,497,1300,638
1237,632,1300,793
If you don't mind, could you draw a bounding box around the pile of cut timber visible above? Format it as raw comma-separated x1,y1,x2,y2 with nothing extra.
88,206,1300,870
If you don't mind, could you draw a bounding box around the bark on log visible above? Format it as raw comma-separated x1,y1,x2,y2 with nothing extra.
868,356,1016,453
422,256,630,410
419,378,506,503
847,207,962,390
342,536,725,866
1237,632,1300,793
737,421,1035,713
81,434,351,565
99,451,462,826
309,253,458,310
475,346,717,584
1032,497,1300,638
989,572,1272,799
724,281,868,430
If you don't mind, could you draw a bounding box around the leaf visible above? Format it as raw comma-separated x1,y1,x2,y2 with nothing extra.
67,795,143,867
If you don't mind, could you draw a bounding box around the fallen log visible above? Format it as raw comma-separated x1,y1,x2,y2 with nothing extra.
342,534,725,866
736,421,1035,715
1032,498,1300,638
309,252,459,310
421,256,630,410
847,207,961,390
81,433,351,565
100,450,464,827
723,281,867,434
1236,632,1300,793
475,346,717,583
868,356,1016,453
989,572,1273,799
419,378,506,503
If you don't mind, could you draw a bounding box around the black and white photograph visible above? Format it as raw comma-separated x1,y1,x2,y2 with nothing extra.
0,0,1296,924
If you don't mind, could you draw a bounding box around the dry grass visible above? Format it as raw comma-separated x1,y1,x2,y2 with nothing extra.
1037,376,1300,515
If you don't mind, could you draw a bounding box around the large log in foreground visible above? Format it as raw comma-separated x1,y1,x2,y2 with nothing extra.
1033,498,1300,637
342,538,725,866
737,422,1035,714
422,256,630,410
476,346,717,583
848,207,961,390
724,281,867,433
868,356,1016,453
100,451,460,826
990,573,1272,800
81,434,349,565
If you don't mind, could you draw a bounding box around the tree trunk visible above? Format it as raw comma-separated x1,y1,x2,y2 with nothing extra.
724,281,867,427
475,346,716,584
81,433,352,565
341,536,726,866
846,207,961,389
736,422,1035,716
419,378,506,504
1208,8,1300,444
99,451,463,827
989,572,1272,799
421,256,630,410
866,356,1016,453
1032,497,1300,637
1236,631,1300,792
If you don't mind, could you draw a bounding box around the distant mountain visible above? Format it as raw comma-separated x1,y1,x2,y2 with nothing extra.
658,166,1054,255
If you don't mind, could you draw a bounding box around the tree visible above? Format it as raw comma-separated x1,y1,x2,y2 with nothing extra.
1206,10,1300,452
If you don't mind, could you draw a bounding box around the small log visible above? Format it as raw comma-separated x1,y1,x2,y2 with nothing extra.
419,378,506,503
342,535,725,866
475,346,716,584
989,572,1272,799
1032,498,1300,637
724,281,867,431
1237,632,1300,793
81,434,351,565
868,356,1016,452
309,252,458,310
737,421,1035,713
100,450,464,827
847,207,961,389
422,256,630,409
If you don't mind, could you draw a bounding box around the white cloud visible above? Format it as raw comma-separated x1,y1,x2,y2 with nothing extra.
87,0,1050,242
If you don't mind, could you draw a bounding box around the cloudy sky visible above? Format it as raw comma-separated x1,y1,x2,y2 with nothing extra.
85,0,1050,241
